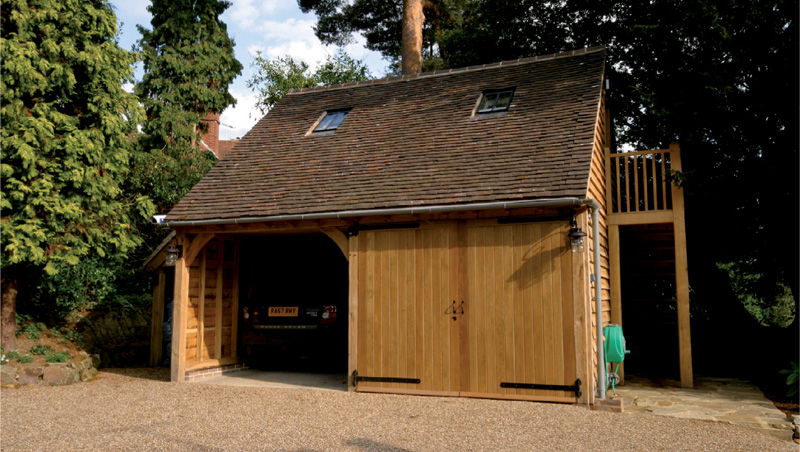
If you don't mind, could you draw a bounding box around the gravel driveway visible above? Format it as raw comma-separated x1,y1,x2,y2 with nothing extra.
1,368,794,452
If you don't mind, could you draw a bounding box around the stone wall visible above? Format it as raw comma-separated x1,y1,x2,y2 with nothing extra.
80,310,151,367
1,352,101,387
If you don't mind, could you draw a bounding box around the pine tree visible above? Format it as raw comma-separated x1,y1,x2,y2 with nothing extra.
133,0,243,212
1,0,151,350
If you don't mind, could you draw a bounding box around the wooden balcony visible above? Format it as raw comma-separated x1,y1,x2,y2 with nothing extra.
606,143,684,226
605,143,693,388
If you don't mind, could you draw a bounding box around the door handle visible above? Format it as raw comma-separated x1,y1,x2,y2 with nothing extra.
460,300,465,314
452,300,457,320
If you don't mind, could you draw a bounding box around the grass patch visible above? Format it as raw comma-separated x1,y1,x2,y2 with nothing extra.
45,351,72,363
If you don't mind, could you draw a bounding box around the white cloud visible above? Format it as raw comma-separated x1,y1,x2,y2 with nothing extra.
255,18,319,42
266,40,330,71
220,90,262,140
227,0,287,29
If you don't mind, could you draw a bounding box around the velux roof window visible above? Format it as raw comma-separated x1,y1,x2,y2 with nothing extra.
476,89,515,114
313,110,349,133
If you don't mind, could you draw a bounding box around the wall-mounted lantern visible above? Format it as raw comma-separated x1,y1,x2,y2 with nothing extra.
568,217,587,254
164,243,183,267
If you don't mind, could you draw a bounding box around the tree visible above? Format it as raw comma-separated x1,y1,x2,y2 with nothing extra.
299,0,465,74
401,0,424,74
440,0,799,304
133,0,243,213
1,0,151,350
247,50,371,114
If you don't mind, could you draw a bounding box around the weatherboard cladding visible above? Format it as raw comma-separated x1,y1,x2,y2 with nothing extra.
166,48,606,223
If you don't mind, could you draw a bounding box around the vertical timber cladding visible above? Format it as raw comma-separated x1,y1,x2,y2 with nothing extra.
464,221,577,401
356,220,579,402
356,223,460,394
185,237,240,369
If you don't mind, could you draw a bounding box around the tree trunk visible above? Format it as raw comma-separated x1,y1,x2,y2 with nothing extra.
402,0,424,75
1,276,17,351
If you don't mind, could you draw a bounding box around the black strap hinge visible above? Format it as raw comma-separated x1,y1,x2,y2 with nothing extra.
352,370,421,388
500,379,582,398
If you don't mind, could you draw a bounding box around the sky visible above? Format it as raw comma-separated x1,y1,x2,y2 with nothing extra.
109,0,390,140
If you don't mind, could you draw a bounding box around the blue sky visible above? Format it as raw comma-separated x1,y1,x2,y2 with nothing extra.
110,0,390,140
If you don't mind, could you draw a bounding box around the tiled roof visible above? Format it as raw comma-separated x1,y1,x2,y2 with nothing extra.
217,139,239,160
166,47,606,223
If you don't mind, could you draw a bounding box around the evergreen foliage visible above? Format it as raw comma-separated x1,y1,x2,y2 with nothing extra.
133,0,243,212
1,0,151,274
247,50,371,114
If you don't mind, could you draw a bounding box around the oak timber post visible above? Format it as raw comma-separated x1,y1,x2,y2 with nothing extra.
171,233,189,382
608,224,623,383
670,143,693,388
347,234,359,389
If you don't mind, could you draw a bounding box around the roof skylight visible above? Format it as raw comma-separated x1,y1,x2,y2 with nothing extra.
476,89,515,114
314,110,349,132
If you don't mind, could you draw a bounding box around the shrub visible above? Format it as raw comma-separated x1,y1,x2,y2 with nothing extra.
20,323,42,341
780,361,799,397
716,261,796,327
45,352,72,363
33,256,153,321
64,330,80,342
5,350,21,361
18,355,33,364
30,344,51,355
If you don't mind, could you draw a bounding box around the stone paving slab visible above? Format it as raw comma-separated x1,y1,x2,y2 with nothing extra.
615,375,795,441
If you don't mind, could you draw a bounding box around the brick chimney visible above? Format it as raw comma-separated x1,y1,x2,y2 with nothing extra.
200,112,220,156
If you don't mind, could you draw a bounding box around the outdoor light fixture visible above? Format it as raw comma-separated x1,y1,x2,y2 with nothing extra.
164,243,183,267
568,217,587,254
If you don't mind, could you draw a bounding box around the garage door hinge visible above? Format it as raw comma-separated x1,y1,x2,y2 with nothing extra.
352,370,421,388
500,379,582,398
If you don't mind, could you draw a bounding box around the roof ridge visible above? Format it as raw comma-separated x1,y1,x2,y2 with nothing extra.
287,46,606,96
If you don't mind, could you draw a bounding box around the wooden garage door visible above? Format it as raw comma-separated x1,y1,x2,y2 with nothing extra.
464,221,577,401
356,223,461,394
355,220,579,402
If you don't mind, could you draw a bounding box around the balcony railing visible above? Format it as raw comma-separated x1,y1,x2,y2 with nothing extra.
606,145,682,215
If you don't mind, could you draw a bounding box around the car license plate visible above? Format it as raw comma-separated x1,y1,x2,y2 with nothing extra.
268,306,298,317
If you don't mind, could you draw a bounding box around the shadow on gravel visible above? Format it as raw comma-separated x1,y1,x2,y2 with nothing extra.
98,367,170,382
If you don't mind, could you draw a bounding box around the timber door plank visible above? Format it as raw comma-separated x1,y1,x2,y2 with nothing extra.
414,230,425,391
549,228,566,398
387,231,399,389
485,226,498,394
436,228,455,391
396,231,408,390
423,230,435,390
512,225,527,397
448,222,460,391
561,229,577,386
363,232,375,381
378,232,390,388
467,228,479,392
502,226,516,395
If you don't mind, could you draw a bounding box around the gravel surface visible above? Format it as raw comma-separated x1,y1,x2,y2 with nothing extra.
1,368,795,452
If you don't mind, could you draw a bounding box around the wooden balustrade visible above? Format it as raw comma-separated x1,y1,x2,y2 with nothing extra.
606,148,678,215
